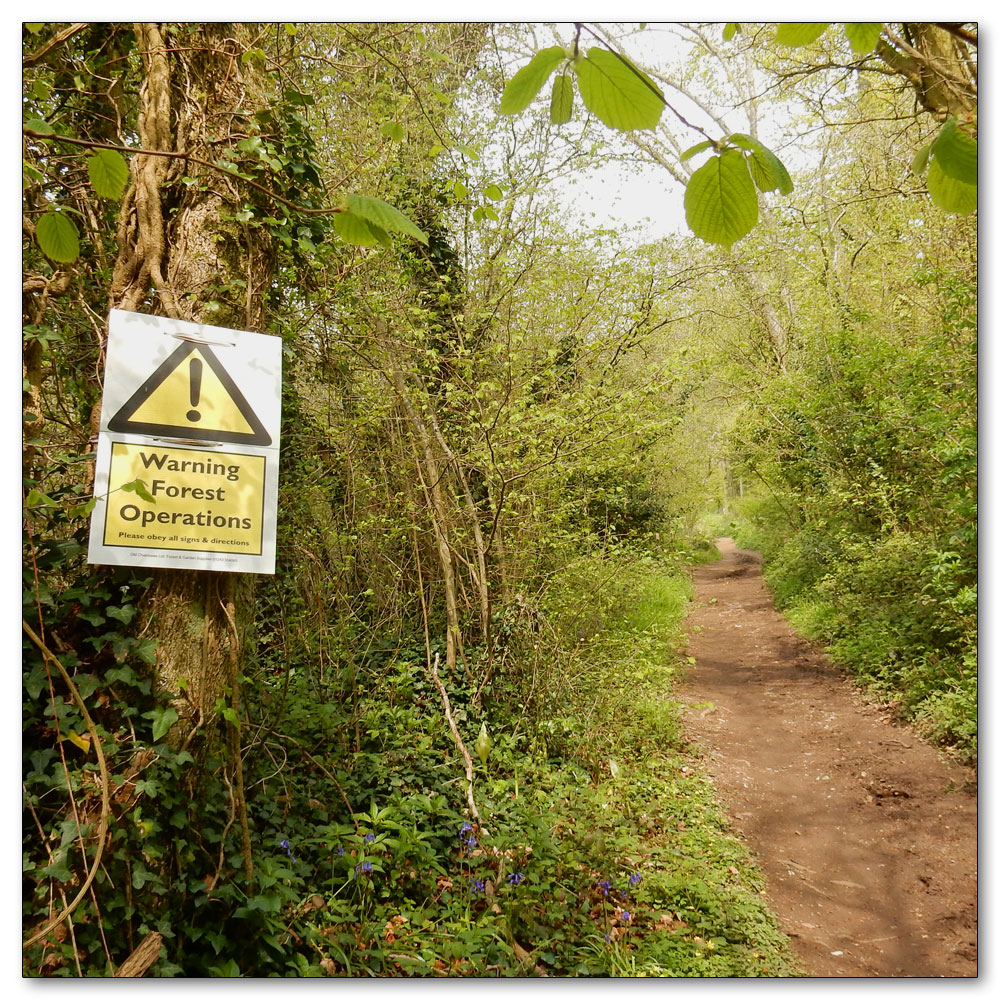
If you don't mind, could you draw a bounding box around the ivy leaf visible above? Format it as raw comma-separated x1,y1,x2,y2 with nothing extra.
926,159,977,215
931,117,977,187
550,72,574,125
574,48,665,131
843,22,882,54
774,23,830,47
499,46,566,114
684,149,759,248
150,705,179,744
36,210,80,263
345,194,427,244
87,149,129,199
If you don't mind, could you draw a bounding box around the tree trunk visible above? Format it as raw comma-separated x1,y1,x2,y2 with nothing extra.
111,23,276,742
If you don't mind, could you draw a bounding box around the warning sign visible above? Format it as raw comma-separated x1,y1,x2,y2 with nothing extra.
108,340,271,445
102,443,266,555
88,310,281,574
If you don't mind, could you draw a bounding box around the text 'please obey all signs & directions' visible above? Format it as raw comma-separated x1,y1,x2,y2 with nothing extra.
88,310,281,574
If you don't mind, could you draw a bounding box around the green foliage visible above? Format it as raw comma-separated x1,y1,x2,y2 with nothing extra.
573,48,665,131
86,150,129,199
728,264,977,760
35,211,80,263
684,150,758,249
774,23,830,47
499,46,566,114
911,116,978,215
550,73,574,124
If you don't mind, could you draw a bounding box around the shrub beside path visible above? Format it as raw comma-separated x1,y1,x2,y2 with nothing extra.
677,538,977,977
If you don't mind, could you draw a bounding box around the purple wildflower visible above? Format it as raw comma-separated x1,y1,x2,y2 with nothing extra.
279,838,298,862
621,911,631,923
471,878,486,894
507,871,526,886
364,832,376,844
597,879,612,897
629,872,642,885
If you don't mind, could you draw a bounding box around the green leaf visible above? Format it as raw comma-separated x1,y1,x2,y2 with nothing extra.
931,118,977,186
67,497,98,519
550,73,574,125
723,23,740,42
680,139,715,162
36,210,79,263
843,22,882,54
499,46,566,114
345,194,427,244
748,146,794,195
151,706,179,743
774,23,830,47
927,159,977,215
87,149,129,199
120,478,156,504
684,149,759,248
574,48,665,131
24,116,55,135
911,142,932,176
380,121,405,143
23,161,44,189
25,488,58,508
483,183,504,202
334,212,380,246
25,22,45,33
241,47,267,68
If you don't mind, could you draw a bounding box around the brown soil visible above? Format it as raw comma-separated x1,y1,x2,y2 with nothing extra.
676,538,978,978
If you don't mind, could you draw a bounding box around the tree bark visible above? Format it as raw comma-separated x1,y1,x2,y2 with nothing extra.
111,23,276,743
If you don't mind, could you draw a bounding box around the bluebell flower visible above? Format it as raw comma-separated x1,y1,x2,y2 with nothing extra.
629,872,642,886
465,836,477,848
507,871,526,886
460,823,474,835
336,846,345,856
354,860,374,878
279,838,298,862
621,911,631,923
364,832,376,844
597,879,611,897
471,878,486,894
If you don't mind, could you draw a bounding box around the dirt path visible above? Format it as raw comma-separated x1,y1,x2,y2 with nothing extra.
676,538,977,978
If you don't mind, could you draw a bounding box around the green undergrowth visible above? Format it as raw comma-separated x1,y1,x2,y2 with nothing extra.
260,554,796,977
734,511,977,763
23,550,797,977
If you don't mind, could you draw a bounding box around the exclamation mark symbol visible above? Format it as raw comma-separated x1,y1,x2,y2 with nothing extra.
186,358,203,422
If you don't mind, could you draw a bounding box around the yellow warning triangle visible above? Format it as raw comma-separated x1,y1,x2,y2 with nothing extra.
108,341,271,445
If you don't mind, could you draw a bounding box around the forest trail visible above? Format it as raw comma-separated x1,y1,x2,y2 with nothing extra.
676,538,978,978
